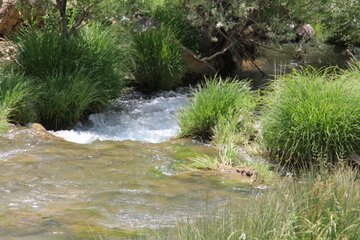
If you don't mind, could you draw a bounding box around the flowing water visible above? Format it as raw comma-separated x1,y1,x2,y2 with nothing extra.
0,92,256,240
0,46,354,239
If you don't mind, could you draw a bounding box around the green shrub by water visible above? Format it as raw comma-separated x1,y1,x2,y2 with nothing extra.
152,1,201,53
178,76,256,141
14,23,129,129
158,167,360,240
0,71,35,125
35,72,101,130
261,68,360,168
132,27,184,92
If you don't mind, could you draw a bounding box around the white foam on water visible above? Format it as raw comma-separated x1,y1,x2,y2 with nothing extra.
51,91,188,144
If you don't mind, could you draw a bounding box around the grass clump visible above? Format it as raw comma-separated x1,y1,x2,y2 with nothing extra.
35,72,101,130
178,76,271,181
152,1,202,53
14,23,129,129
158,167,360,240
178,75,256,141
132,27,185,92
0,71,35,127
261,68,360,168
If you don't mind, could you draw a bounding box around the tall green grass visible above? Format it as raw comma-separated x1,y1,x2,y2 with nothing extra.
132,27,185,92
14,23,129,129
0,71,35,126
158,167,360,240
35,72,101,130
178,76,256,141
261,68,360,168
152,1,201,53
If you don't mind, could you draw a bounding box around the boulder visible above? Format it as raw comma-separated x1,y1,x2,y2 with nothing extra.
181,46,216,76
296,24,315,43
0,0,20,36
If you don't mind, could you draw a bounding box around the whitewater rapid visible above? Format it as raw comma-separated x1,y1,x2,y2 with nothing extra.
51,90,188,144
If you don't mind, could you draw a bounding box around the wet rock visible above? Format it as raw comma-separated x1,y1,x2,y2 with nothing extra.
41,219,62,227
132,14,160,32
29,123,63,141
296,24,315,43
236,168,256,178
219,164,258,182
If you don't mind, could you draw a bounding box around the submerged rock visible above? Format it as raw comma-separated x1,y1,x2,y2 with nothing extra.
30,123,63,141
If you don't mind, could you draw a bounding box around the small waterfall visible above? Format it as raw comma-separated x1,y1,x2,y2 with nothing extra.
51,90,189,144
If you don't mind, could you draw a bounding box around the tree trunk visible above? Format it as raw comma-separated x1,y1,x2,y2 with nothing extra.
55,0,68,36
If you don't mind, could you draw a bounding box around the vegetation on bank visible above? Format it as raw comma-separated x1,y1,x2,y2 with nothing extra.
158,167,360,240
0,1,358,238
7,24,129,130
178,76,256,141
177,63,360,183
262,67,360,168
132,27,184,92
0,0,358,130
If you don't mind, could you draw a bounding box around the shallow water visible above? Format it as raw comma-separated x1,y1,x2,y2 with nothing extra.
0,92,255,240
1,46,351,239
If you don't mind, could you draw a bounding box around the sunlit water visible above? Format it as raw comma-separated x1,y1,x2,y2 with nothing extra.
0,91,255,240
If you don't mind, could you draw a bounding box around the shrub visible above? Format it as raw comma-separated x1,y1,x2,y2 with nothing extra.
261,68,360,168
178,76,256,141
78,23,128,104
157,167,360,240
16,29,80,77
0,71,35,125
36,72,101,130
132,27,185,92
152,1,201,53
14,23,129,129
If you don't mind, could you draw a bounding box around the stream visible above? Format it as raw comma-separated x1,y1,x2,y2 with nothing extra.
0,45,356,239
0,91,255,240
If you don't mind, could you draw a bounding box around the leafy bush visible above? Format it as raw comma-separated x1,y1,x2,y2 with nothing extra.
0,71,35,125
261,68,360,168
178,76,256,141
158,167,360,240
132,27,185,92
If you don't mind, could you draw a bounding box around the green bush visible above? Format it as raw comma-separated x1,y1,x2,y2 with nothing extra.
16,30,80,77
0,71,35,125
132,27,185,92
17,24,126,104
261,68,360,168
36,72,101,130
152,1,201,53
158,167,360,240
178,76,256,141
14,23,129,129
